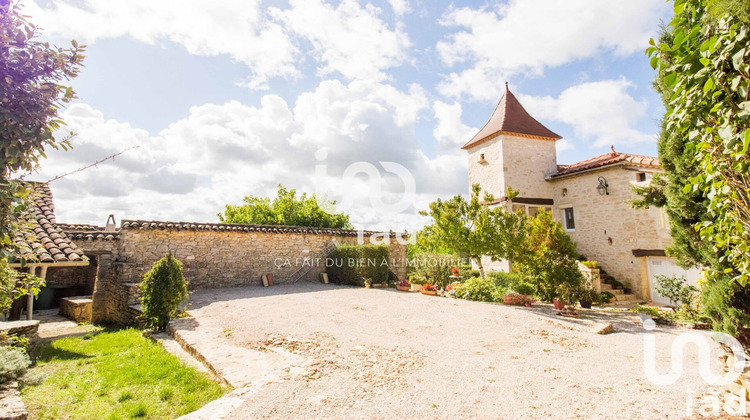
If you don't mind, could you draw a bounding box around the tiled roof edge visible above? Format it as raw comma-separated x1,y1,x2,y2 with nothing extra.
120,220,400,237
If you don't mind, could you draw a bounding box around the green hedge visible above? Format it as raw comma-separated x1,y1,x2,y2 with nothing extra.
327,244,391,287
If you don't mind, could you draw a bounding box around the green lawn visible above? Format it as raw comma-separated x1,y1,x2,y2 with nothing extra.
21,329,227,419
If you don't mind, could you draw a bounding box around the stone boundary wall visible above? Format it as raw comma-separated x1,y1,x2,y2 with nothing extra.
66,221,407,324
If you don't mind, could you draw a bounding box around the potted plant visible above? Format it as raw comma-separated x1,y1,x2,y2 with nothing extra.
556,283,581,317
364,278,372,289
451,267,460,277
599,291,615,304
553,298,566,310
409,276,424,292
622,281,632,295
579,288,597,309
420,283,438,296
397,279,410,291
610,279,624,290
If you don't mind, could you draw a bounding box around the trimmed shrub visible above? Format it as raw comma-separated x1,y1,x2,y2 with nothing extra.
409,252,459,290
453,277,506,303
140,254,188,331
0,346,30,384
512,283,536,297
327,244,390,287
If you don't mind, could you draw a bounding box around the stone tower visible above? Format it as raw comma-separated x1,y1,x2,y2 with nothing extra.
463,84,561,204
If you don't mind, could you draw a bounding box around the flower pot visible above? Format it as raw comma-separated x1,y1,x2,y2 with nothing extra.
397,285,410,291
579,300,592,309
420,289,437,296
553,299,565,310
365,284,371,289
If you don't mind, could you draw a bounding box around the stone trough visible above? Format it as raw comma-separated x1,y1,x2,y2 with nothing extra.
58,296,93,323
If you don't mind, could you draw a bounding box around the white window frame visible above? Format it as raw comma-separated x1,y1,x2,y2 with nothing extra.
561,207,576,232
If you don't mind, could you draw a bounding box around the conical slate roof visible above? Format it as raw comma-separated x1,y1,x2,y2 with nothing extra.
461,84,562,150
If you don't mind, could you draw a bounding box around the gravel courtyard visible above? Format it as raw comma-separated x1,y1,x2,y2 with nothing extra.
182,283,722,419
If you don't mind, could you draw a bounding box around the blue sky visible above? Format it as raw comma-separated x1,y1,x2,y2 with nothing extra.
23,0,674,230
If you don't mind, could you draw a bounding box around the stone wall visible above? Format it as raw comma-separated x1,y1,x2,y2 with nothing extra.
551,166,670,299
467,134,559,200
501,135,558,199
67,222,407,325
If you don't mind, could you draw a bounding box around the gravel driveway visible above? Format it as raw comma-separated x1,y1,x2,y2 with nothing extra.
183,283,722,419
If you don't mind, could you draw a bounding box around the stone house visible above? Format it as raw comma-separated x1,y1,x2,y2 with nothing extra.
463,85,700,303
11,184,407,324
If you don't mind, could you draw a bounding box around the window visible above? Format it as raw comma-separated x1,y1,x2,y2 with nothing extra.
636,172,647,182
563,207,575,231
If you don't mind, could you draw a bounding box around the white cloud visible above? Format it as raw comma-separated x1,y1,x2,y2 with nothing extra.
25,0,299,89
387,0,411,17
31,80,463,232
518,79,656,148
273,0,411,82
436,0,670,101
432,101,476,148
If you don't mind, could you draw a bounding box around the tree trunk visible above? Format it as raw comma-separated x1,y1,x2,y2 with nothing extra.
475,258,486,278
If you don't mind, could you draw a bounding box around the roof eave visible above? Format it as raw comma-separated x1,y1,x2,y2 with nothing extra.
461,130,562,150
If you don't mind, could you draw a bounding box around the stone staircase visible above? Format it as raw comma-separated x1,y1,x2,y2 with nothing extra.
598,268,641,306
599,282,638,305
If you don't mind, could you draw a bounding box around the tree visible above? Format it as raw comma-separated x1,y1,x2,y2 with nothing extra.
419,184,527,278
140,254,188,331
219,184,353,229
639,0,750,334
0,1,85,258
514,210,582,302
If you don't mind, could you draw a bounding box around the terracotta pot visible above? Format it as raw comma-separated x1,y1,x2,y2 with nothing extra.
365,284,371,288
553,299,565,310
420,289,437,296
396,285,410,291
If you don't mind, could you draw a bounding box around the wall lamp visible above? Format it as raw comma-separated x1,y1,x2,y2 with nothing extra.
597,176,609,196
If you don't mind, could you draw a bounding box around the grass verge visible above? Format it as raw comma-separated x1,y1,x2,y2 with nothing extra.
21,328,227,419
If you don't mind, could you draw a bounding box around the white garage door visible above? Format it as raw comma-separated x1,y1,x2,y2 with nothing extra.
647,257,701,306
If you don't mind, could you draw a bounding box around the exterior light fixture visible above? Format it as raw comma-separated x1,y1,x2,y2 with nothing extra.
597,176,609,196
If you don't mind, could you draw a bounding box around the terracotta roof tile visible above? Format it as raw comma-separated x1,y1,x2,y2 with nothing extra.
12,183,88,264
462,84,561,150
549,149,660,179
121,219,397,237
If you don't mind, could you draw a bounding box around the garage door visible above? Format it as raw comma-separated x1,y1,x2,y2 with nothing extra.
647,257,701,306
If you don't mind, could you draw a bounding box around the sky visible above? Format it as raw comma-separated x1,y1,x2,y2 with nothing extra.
22,0,674,232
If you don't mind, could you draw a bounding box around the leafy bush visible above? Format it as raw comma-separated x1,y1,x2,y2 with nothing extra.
631,304,660,317
409,252,458,290
655,275,698,308
0,345,30,384
140,254,188,331
453,277,505,303
514,211,583,302
327,244,391,287
486,271,535,296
